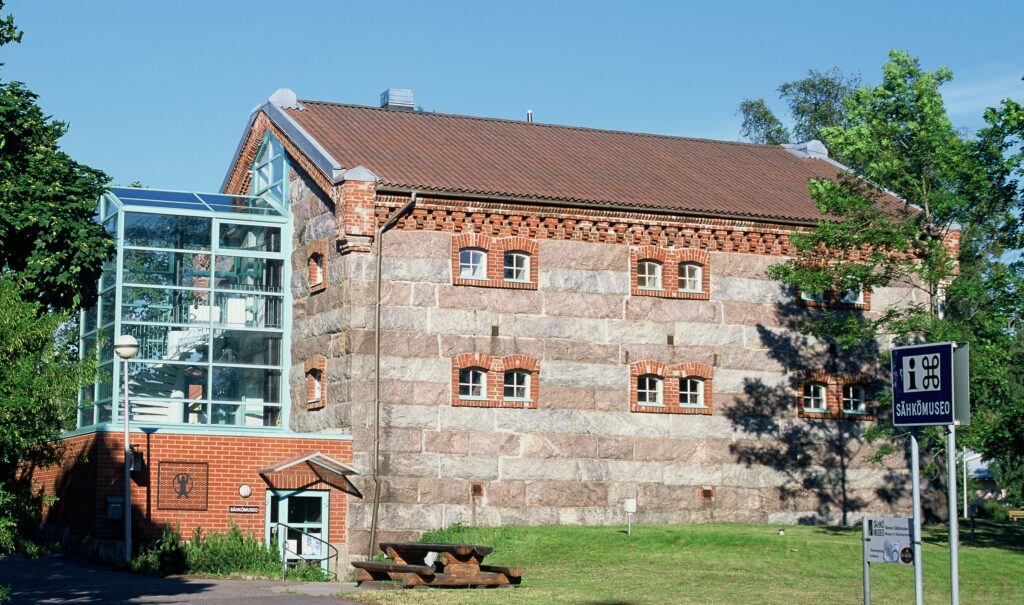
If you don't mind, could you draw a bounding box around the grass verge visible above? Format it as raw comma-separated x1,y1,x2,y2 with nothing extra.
346,521,1024,605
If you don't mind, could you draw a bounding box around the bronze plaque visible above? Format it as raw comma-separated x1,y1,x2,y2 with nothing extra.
157,461,208,511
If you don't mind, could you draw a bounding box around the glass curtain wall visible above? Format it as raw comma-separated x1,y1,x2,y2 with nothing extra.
78,189,289,430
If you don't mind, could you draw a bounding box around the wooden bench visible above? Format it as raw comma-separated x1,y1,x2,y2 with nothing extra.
1009,510,1024,522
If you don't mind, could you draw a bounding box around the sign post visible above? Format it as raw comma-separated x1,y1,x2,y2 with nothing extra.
862,516,913,605
891,342,969,605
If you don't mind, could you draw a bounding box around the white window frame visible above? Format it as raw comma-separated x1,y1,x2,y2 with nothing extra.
503,370,530,401
309,253,324,287
252,134,287,203
802,382,827,411
678,262,703,292
308,369,322,403
458,367,487,400
637,374,664,406
800,290,828,303
680,377,705,406
842,384,867,413
503,251,530,283
840,289,864,305
637,260,663,290
459,248,487,280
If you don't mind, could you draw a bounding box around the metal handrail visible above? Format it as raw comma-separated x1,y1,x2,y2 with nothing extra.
273,522,338,581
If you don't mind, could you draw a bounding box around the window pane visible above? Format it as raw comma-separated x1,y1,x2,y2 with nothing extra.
503,252,529,282
504,370,529,399
122,287,210,324
97,364,114,400
122,250,212,288
219,224,281,253
214,256,284,292
637,261,662,289
78,406,95,427
210,403,241,426
458,368,485,398
679,263,702,292
129,362,208,400
213,293,284,329
123,212,211,250
841,290,863,304
212,366,281,403
240,403,282,427
638,375,662,405
101,289,116,326
99,325,115,362
81,333,97,361
82,305,98,333
459,249,486,280
96,400,113,423
213,330,282,365
123,324,210,362
681,377,704,405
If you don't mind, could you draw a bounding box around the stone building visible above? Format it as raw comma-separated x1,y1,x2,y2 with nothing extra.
218,88,923,556
37,87,931,565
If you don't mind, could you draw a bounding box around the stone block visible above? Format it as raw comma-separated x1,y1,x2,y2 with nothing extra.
543,291,623,319
716,347,785,372
384,231,450,259
438,285,542,315
713,486,762,510
667,414,733,439
412,381,451,405
539,240,627,271
605,319,673,345
384,258,450,283
411,282,437,307
379,355,449,382
709,251,782,279
525,481,608,507
542,361,627,389
718,302,785,327
556,507,623,526
624,297,722,323
417,477,472,504
499,457,578,481
381,477,420,504
540,386,597,410
376,427,423,453
601,460,664,483
520,433,600,459
500,314,607,341
638,483,703,509
663,463,723,486
574,410,670,438
593,390,628,412
378,503,443,530
487,506,560,526
597,436,635,460
379,307,429,332
483,481,526,507
493,408,575,434
438,334,544,359
379,281,412,306
380,452,439,478
543,339,620,364
711,276,790,305
712,368,788,394
674,322,746,347
423,430,521,456
439,406,495,431
380,331,438,357
429,307,496,335
541,268,629,295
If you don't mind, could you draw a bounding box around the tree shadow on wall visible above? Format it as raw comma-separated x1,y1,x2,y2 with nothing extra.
723,301,908,525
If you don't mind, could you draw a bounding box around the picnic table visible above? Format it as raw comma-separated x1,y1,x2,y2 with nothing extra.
352,541,524,588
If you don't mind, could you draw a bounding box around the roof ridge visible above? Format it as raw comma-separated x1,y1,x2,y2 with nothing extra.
294,99,793,152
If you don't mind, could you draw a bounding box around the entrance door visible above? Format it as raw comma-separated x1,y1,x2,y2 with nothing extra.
267,490,329,568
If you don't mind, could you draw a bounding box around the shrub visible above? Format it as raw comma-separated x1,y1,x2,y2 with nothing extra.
975,500,1011,522
131,526,187,576
184,523,280,577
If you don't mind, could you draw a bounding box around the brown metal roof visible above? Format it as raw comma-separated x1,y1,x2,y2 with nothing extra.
284,101,853,223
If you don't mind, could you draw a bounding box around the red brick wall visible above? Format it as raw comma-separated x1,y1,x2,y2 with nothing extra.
31,431,353,546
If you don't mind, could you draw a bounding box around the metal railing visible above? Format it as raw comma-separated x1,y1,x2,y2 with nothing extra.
272,522,338,581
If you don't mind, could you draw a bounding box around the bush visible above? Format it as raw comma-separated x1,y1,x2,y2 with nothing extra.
975,500,1011,522
185,524,281,578
131,526,187,576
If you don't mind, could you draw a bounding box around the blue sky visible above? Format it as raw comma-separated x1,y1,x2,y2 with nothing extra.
3,0,1022,192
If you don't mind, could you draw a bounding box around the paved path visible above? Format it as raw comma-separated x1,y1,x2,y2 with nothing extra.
0,553,362,604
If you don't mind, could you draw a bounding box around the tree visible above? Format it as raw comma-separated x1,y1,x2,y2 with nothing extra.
767,51,1024,500
0,2,109,554
0,0,112,313
737,67,859,148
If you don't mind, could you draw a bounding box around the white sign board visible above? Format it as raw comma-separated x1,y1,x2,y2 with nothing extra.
863,516,913,565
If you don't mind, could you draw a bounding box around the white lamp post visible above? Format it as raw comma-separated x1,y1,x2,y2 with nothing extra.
114,334,139,564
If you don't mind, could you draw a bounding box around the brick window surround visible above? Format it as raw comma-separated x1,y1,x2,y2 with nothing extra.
796,287,871,311
630,246,710,300
797,369,875,420
630,360,713,415
305,355,327,410
451,353,539,409
451,234,538,290
306,240,329,295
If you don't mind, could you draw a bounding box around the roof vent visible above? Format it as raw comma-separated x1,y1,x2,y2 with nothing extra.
782,140,829,160
380,88,414,111
268,88,299,110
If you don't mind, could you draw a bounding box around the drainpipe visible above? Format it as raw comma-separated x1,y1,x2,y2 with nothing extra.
367,192,417,558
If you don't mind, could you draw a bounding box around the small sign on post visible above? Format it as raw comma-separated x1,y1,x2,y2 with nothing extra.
863,516,914,605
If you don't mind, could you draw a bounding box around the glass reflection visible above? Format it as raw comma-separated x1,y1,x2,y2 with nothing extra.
123,212,211,250
213,293,283,329
124,324,209,362
122,250,212,288
214,256,283,292
128,362,207,400
121,287,210,324
211,366,280,403
218,223,281,252
213,330,281,365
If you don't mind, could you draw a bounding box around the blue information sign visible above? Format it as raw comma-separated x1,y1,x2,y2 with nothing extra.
891,342,956,427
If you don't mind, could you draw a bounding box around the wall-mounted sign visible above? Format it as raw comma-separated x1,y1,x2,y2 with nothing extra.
157,461,209,511
228,505,260,514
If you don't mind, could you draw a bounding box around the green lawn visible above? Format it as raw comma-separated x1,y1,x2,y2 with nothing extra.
346,521,1024,605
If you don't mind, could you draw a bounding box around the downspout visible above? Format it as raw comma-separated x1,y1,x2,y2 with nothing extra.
367,191,417,559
